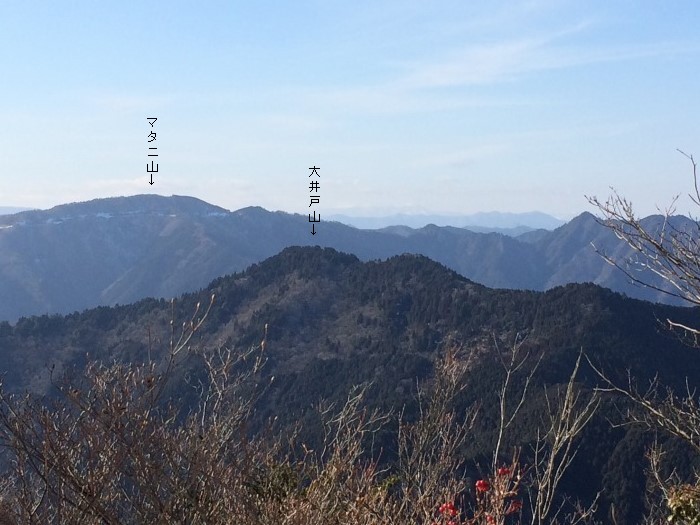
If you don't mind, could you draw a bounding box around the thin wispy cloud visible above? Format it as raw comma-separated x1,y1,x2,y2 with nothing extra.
275,17,696,121
398,25,692,90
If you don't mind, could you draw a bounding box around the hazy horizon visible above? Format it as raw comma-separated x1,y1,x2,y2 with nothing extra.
0,193,576,222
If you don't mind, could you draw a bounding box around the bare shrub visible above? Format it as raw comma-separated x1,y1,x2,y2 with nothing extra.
0,294,275,524
589,151,700,523
0,302,601,524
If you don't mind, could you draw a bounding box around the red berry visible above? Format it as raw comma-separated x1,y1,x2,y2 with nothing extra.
506,499,523,514
497,466,511,476
475,479,491,492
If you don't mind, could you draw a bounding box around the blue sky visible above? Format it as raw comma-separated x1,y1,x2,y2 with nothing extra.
1,1,699,219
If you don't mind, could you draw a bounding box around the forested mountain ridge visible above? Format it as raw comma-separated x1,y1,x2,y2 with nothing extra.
0,195,693,322
0,246,699,523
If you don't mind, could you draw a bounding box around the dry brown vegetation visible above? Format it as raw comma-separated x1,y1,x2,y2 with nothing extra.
0,297,604,524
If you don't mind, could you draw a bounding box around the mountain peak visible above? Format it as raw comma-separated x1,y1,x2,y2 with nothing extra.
563,211,597,227
56,194,229,215
233,206,273,217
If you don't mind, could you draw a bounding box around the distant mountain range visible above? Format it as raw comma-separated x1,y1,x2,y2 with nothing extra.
0,194,690,321
0,206,33,216
327,210,565,230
